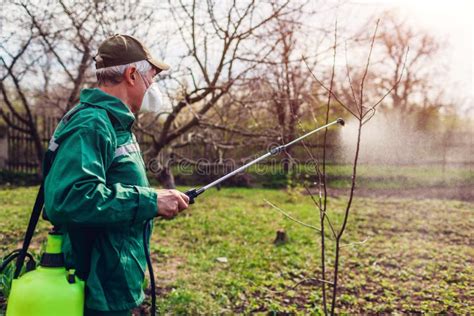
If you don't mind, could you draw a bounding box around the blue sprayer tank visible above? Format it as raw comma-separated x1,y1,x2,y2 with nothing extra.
6,231,85,316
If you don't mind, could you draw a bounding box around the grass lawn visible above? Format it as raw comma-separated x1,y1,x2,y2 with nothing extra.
0,184,473,314
169,163,474,190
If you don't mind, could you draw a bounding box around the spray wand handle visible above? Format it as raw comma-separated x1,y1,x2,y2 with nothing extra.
185,188,205,204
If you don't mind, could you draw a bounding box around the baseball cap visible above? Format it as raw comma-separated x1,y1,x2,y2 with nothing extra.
94,34,170,72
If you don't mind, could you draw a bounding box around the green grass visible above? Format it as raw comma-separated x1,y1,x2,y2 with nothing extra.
168,163,474,190
1,186,473,314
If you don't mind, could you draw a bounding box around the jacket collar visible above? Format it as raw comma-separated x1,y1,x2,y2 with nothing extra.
79,88,135,130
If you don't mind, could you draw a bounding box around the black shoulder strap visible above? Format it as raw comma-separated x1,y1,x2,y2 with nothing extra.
13,182,44,278
14,104,118,278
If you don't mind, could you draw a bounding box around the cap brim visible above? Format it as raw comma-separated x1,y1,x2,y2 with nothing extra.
148,57,170,72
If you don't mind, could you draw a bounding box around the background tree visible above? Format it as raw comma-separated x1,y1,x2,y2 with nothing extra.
375,12,444,121
140,0,295,188
0,0,159,174
246,13,316,174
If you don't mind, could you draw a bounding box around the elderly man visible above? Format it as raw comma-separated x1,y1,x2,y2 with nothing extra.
44,35,189,315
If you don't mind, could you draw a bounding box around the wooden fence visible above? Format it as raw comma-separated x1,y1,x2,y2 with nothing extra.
2,113,336,175
2,113,472,175
5,113,59,174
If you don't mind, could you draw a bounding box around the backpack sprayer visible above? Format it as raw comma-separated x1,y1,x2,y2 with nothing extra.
1,118,344,316
2,226,85,316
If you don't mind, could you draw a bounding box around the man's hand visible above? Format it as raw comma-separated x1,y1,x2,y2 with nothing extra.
156,189,189,219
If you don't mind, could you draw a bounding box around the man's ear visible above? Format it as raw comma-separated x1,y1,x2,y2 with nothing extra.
124,66,138,86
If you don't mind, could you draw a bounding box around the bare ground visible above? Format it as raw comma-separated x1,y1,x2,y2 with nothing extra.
324,184,474,202
294,185,474,313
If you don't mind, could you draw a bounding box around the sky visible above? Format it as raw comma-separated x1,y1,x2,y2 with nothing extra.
344,0,473,114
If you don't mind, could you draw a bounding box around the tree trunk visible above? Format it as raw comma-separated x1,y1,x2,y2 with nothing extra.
282,147,293,175
156,165,176,189
156,166,176,189
149,146,176,189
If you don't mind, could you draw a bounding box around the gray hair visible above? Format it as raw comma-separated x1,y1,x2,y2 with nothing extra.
95,60,152,86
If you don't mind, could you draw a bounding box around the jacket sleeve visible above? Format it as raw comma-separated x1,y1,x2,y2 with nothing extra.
44,122,157,227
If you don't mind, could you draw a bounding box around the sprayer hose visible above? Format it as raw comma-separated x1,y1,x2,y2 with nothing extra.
143,219,156,315
0,250,36,274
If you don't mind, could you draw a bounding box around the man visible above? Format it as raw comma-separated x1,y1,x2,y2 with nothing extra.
44,34,189,315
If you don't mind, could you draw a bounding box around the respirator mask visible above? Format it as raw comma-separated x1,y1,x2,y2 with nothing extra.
139,72,172,117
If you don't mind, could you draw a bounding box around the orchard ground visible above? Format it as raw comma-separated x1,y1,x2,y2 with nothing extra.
0,164,473,314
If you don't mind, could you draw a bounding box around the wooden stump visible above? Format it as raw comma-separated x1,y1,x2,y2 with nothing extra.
274,229,288,245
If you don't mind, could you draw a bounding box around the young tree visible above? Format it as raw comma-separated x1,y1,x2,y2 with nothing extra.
266,17,407,314
307,19,407,314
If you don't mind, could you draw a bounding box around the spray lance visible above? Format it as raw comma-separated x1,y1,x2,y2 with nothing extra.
142,118,344,315
144,118,344,314
184,118,345,203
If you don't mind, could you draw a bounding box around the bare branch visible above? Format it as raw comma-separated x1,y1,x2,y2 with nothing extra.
264,199,321,232
303,56,359,118
0,108,30,134
344,41,359,108
199,121,275,138
20,3,75,82
358,19,380,116
363,47,409,117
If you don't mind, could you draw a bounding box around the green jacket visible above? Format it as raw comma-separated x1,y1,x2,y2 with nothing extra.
43,88,158,311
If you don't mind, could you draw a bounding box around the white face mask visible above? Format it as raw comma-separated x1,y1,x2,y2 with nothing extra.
139,73,172,115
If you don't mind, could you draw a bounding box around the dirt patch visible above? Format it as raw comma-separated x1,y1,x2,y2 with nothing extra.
249,194,474,313
335,197,474,313
154,255,186,286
